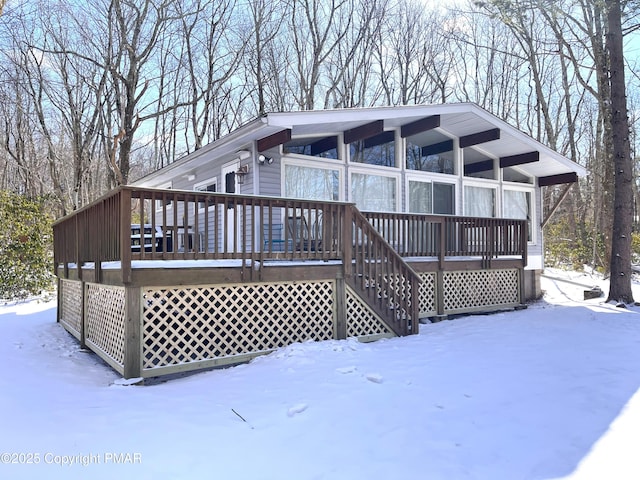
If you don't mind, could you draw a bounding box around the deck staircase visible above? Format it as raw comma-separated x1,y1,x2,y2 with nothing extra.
344,207,420,336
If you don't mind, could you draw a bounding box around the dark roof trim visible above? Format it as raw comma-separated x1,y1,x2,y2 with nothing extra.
310,136,338,156
400,115,440,138
464,159,494,175
344,120,384,144
500,151,540,168
422,139,453,157
364,130,395,149
459,128,500,148
538,172,578,187
258,129,292,151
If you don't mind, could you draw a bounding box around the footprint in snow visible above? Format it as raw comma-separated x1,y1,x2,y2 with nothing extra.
336,366,357,374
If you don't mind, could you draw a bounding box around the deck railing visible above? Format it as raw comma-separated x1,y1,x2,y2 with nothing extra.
53,186,527,336
363,211,527,267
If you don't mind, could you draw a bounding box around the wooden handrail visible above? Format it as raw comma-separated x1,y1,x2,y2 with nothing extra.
348,207,421,336
363,211,527,264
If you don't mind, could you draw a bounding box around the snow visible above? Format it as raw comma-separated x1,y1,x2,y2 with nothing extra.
1,269,640,479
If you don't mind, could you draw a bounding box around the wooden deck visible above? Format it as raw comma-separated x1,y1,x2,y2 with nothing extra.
53,186,527,378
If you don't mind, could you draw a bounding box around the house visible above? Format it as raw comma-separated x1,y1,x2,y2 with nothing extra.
53,103,586,379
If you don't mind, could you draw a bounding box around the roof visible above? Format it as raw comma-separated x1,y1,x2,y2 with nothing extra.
134,102,587,186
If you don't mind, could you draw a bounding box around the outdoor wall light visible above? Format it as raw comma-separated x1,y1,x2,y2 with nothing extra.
236,164,249,184
258,154,273,165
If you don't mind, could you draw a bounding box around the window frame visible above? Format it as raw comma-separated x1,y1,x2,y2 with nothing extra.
503,184,536,244
281,157,343,202
405,173,457,215
349,167,401,213
194,176,218,212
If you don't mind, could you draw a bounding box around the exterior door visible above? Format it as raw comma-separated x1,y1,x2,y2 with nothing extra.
221,161,241,252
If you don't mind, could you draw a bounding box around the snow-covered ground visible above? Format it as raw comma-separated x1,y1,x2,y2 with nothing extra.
1,269,640,480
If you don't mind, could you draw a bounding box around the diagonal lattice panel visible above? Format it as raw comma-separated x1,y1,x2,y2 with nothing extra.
85,283,126,367
442,269,519,314
346,286,393,338
418,272,437,317
59,279,83,338
142,281,335,369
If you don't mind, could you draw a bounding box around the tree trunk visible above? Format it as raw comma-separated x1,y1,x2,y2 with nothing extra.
606,0,634,304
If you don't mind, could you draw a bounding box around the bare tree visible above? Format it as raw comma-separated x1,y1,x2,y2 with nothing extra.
288,0,356,110
606,0,634,303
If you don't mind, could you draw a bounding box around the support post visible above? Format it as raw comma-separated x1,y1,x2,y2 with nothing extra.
335,273,347,340
123,286,142,379
436,270,445,316
80,282,87,349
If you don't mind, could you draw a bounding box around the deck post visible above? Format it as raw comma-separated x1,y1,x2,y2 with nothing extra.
123,286,142,379
80,282,87,349
120,188,132,285
436,270,445,316
335,272,347,339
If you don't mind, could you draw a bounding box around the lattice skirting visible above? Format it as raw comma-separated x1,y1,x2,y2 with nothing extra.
442,268,520,315
141,281,335,371
85,283,127,370
346,286,393,340
59,279,82,339
418,272,437,317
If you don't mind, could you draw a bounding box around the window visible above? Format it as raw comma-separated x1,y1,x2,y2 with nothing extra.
409,181,432,213
464,185,495,217
406,135,455,175
195,178,217,211
155,182,173,211
503,167,533,184
463,148,495,179
351,172,397,212
284,136,339,159
504,189,533,241
409,180,455,214
284,164,339,201
350,131,395,167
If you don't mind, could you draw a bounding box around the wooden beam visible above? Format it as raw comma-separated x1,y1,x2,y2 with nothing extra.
464,159,494,175
343,120,384,144
500,151,539,168
310,136,338,156
459,128,500,148
400,115,440,138
364,130,395,148
541,182,574,228
538,172,578,187
422,139,453,157
257,129,291,151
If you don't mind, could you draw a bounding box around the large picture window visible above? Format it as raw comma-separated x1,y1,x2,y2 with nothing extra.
464,185,495,217
284,164,339,201
351,172,397,212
